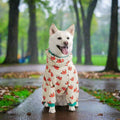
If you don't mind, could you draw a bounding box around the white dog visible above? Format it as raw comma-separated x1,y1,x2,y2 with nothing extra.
42,24,79,113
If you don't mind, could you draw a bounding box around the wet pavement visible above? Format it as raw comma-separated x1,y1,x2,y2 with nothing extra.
0,88,120,120
0,64,105,73
0,76,120,91
0,77,42,87
80,79,120,91
0,65,120,120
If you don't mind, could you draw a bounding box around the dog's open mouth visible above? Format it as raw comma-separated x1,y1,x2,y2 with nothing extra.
57,45,68,55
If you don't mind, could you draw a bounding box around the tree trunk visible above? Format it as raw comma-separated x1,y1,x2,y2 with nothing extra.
73,0,83,64
79,0,97,65
84,22,92,64
3,0,20,64
27,0,38,64
105,0,119,72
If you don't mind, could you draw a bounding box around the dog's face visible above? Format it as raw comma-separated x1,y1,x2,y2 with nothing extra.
49,24,75,57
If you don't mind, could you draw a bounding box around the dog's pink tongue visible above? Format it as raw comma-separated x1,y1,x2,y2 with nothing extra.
62,48,68,55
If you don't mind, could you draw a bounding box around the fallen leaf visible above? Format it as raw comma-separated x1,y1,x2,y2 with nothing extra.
97,113,103,116
1,106,8,108
27,112,31,116
15,96,19,98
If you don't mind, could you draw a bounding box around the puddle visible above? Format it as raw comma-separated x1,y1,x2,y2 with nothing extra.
0,77,42,86
79,78,120,91
0,76,120,91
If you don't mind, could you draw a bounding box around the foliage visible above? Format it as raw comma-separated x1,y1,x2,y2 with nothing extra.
81,87,120,111
0,0,120,65
74,55,120,66
18,10,29,55
0,55,120,66
91,19,110,55
0,86,38,112
0,1,8,38
0,1,8,55
0,71,42,78
78,71,120,80
0,56,5,63
36,10,55,51
17,1,55,57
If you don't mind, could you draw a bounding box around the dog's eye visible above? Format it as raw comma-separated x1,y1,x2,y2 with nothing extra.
57,37,62,40
67,37,70,40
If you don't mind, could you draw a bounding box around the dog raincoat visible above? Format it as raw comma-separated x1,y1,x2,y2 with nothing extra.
42,49,79,107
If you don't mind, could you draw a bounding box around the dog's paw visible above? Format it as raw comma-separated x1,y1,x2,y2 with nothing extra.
69,106,76,111
49,107,56,113
75,102,78,107
44,103,48,107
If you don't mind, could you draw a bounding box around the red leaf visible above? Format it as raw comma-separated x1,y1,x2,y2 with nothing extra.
57,89,61,94
56,76,62,80
48,78,51,82
51,56,55,60
46,65,48,69
43,96,46,100
56,82,60,86
53,66,59,70
66,81,69,85
70,96,74,99
61,70,67,75
74,88,77,92
62,87,66,91
43,76,46,81
70,77,74,81
50,92,55,97
51,72,54,77
44,88,47,92
68,85,73,89
68,66,72,71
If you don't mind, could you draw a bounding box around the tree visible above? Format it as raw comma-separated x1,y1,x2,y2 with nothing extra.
104,0,119,72
3,0,20,64
18,11,29,58
27,0,38,64
0,34,2,56
0,1,8,56
79,0,97,64
26,0,51,64
72,0,83,64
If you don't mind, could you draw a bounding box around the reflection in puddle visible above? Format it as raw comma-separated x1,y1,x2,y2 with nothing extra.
0,77,42,86
0,76,120,92
79,79,120,91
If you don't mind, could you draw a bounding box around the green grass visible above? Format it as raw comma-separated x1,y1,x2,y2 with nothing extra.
0,56,5,63
29,74,41,78
102,74,120,78
0,55,120,66
39,56,46,64
39,55,108,65
81,87,120,111
0,86,37,112
92,55,107,66
73,55,120,66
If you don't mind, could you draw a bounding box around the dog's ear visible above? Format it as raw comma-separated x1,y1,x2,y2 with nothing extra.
66,24,75,36
49,24,58,36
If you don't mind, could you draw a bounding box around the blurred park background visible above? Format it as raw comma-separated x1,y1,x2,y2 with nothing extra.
0,0,120,72
0,0,120,117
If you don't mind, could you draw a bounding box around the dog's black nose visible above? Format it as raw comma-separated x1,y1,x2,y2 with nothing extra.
63,41,68,46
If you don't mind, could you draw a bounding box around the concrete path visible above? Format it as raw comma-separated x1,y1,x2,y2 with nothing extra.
0,88,120,120
0,76,120,91
80,79,120,91
0,64,105,73
0,65,120,120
